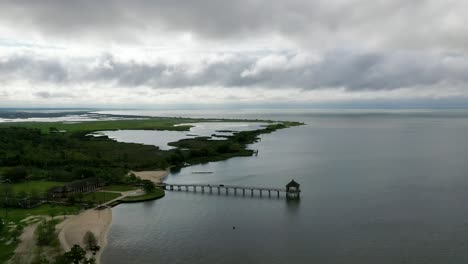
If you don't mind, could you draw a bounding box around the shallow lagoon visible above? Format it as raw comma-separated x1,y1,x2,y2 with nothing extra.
97,122,268,150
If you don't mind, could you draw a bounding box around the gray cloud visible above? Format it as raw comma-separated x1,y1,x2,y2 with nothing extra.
34,91,75,99
2,50,468,91
0,1,467,50
0,55,68,82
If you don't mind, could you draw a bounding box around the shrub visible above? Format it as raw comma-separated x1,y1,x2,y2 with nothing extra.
54,245,96,264
36,220,57,246
142,180,155,193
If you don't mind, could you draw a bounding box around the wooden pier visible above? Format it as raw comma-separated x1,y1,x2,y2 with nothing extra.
158,180,300,199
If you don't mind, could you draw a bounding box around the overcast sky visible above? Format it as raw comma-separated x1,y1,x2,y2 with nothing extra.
1,0,468,108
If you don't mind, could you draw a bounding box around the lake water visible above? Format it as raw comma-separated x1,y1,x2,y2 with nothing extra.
101,110,468,264
95,122,269,150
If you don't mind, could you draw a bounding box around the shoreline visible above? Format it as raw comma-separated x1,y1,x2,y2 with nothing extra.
131,168,170,184
63,169,169,263
57,208,112,264
10,169,170,264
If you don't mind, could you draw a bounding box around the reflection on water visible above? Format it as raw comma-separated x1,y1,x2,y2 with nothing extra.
285,198,301,215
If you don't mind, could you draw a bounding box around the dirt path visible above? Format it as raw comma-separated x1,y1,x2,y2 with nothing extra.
12,221,41,263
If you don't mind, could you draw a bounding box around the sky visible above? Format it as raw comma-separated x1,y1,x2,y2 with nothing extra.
0,0,468,108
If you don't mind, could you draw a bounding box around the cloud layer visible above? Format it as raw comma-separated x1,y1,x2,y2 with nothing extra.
0,1,467,106
1,0,468,50
2,50,468,91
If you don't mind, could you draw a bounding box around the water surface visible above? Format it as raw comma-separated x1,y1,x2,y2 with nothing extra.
102,110,468,264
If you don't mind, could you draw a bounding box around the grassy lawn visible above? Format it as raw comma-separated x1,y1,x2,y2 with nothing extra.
0,204,80,263
82,192,121,204
120,188,165,202
7,180,64,193
3,204,81,224
0,118,198,133
103,185,137,192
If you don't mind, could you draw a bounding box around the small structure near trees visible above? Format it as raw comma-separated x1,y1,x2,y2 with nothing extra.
286,180,301,199
48,177,105,198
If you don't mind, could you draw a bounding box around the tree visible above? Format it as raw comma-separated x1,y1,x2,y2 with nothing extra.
142,180,155,193
54,245,96,264
0,218,4,233
83,231,99,252
126,173,137,184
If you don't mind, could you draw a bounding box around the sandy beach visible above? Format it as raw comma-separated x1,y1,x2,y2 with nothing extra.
11,170,168,263
57,208,112,263
131,169,170,184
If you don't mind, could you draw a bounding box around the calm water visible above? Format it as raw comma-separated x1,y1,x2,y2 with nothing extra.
97,122,269,150
102,110,468,264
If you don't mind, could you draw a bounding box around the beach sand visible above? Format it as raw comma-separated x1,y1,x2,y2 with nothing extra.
57,208,112,263
131,169,169,184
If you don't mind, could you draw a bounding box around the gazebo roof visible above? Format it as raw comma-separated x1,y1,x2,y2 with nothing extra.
286,179,300,188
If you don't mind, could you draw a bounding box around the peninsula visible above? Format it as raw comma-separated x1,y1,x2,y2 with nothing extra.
0,113,302,263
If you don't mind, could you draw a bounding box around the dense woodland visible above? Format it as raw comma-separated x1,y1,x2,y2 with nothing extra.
0,128,168,184
0,122,301,185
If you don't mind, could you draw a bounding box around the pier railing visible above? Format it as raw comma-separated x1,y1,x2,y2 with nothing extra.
157,183,300,199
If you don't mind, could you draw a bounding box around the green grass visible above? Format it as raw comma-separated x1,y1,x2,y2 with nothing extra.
82,192,121,204
8,180,64,193
0,241,17,264
0,204,80,263
103,185,137,192
0,118,199,134
120,188,165,202
3,204,80,223
0,116,279,134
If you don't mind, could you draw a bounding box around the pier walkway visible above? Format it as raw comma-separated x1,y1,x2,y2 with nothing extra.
158,181,300,199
